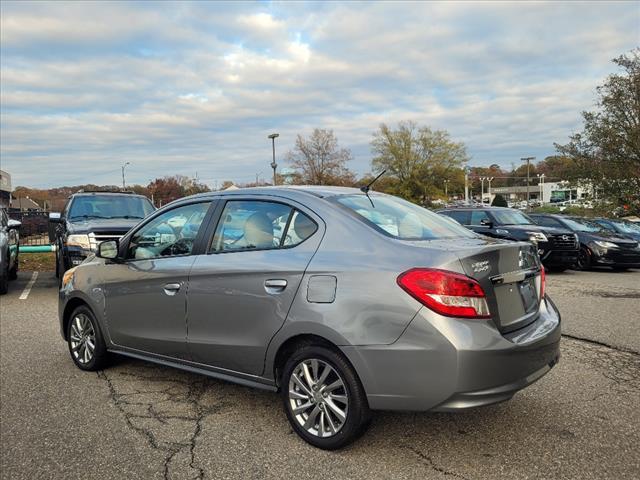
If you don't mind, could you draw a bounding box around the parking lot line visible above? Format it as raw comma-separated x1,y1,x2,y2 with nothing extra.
19,272,39,300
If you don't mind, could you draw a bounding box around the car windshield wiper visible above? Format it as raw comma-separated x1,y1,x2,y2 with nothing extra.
69,215,109,220
108,215,144,219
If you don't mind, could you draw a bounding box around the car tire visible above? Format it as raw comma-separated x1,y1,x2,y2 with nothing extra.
8,250,18,280
0,257,8,295
576,247,591,270
281,344,371,450
66,305,110,371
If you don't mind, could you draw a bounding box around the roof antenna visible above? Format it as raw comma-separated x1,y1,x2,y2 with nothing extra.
360,169,386,207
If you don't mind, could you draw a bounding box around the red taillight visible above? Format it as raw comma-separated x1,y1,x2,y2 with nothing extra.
540,266,546,299
397,268,491,319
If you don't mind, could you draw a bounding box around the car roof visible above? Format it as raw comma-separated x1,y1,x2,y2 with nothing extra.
71,191,148,198
439,206,516,211
186,185,368,201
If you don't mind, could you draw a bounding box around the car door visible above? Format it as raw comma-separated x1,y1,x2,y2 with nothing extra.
101,200,214,359
186,197,323,375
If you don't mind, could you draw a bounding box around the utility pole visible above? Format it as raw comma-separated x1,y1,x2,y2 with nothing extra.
521,157,535,210
464,168,470,204
121,162,130,190
268,133,279,185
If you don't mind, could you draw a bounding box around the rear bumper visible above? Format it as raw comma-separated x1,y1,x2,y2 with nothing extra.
341,297,561,411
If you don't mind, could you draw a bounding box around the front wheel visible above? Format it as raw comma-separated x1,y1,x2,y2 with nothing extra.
576,247,591,270
67,306,110,371
281,345,371,450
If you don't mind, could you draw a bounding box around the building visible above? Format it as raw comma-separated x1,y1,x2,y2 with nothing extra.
0,170,11,208
11,196,43,212
486,181,592,204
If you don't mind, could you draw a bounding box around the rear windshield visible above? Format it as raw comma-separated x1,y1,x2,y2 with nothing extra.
334,194,476,240
491,210,535,225
69,195,155,220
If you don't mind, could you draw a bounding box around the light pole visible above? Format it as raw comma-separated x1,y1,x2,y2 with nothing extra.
255,171,263,186
487,177,494,203
443,179,450,200
121,162,130,190
479,177,486,203
521,156,535,210
268,133,279,185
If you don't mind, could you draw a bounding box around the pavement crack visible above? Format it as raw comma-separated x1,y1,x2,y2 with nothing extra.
97,369,229,480
561,333,639,356
405,446,471,479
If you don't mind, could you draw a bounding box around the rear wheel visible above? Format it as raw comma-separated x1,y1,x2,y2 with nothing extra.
281,344,371,450
576,247,591,270
8,249,18,280
0,256,8,295
67,306,110,371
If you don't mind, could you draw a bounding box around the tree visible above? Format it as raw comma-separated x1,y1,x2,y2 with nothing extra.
492,193,508,207
371,121,469,203
286,129,356,186
555,49,640,214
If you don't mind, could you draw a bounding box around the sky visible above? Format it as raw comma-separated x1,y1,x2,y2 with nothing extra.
1,1,638,189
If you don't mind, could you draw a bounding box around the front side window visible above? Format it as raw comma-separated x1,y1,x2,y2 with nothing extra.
335,195,475,240
210,200,317,252
470,210,490,226
127,202,210,259
69,195,154,220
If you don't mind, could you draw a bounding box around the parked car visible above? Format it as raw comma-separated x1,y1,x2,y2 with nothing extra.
592,218,640,242
529,214,640,271
437,206,579,271
50,191,155,281
0,208,20,294
60,187,560,449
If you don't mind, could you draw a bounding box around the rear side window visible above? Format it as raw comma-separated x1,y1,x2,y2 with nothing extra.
335,195,475,240
210,200,317,252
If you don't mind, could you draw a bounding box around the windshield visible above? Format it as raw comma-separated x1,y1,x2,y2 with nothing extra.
612,221,640,234
562,218,603,233
334,194,476,240
69,195,155,220
491,210,535,225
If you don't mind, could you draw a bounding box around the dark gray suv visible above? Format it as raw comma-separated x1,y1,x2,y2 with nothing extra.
59,187,561,449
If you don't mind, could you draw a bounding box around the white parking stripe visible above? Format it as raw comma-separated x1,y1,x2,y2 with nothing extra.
19,272,39,300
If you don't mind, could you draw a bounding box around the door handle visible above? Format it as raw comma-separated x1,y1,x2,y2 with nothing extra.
264,279,287,294
163,282,182,296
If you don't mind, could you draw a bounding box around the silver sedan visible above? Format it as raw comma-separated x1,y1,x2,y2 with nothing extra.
59,186,560,449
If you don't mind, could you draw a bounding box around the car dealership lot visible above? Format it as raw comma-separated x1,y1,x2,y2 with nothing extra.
1,270,639,479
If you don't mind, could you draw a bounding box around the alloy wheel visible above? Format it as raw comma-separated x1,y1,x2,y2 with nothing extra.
69,313,96,365
288,359,349,438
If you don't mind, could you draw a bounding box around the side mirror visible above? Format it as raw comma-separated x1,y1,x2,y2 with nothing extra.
7,219,21,230
97,240,119,260
49,212,62,223
480,218,494,228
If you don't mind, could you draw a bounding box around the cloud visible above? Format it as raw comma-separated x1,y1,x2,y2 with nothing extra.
0,0,638,188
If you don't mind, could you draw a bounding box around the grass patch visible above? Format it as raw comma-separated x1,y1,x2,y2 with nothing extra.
19,252,56,271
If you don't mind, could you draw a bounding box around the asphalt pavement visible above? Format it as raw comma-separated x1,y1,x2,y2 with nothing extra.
1,269,639,480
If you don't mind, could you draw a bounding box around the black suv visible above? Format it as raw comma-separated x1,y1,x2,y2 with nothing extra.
51,191,155,279
530,214,640,271
438,206,579,271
